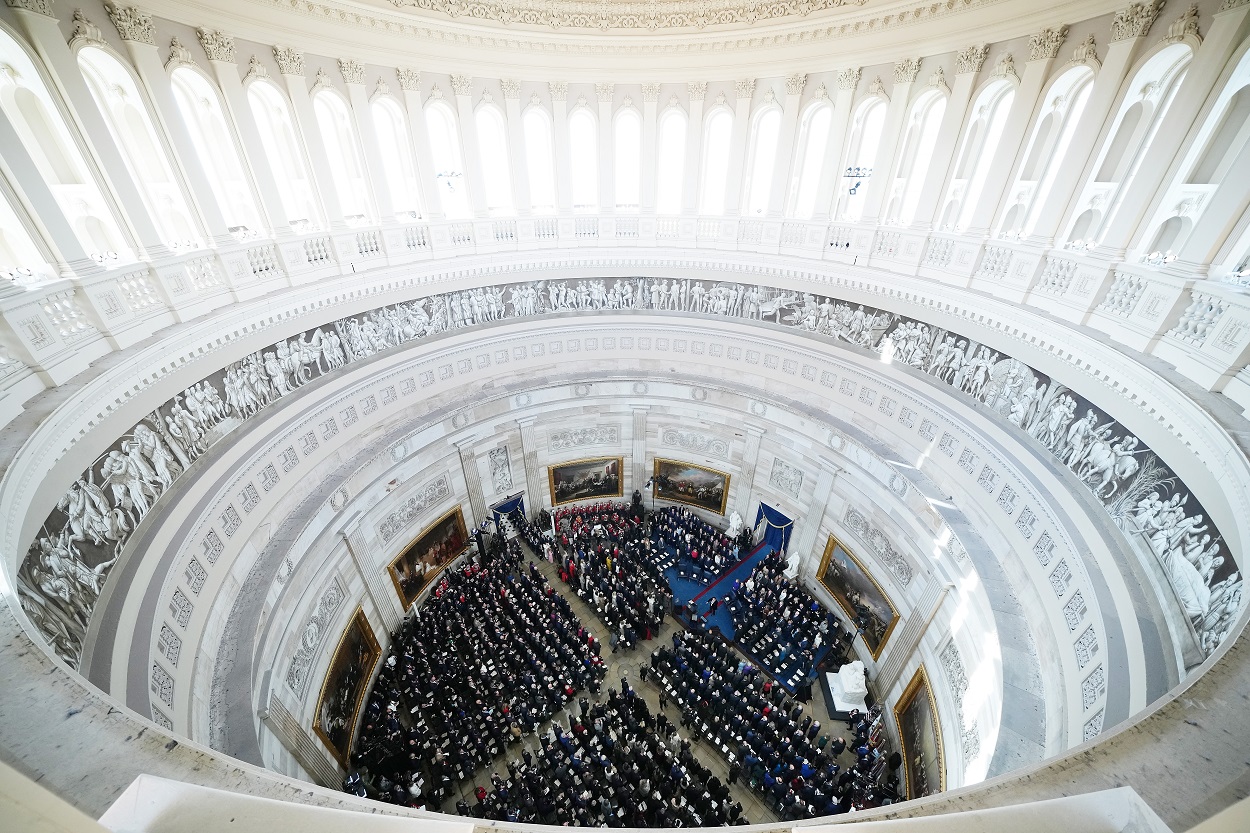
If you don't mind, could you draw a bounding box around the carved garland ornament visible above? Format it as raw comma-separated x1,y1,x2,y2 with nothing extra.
842,506,915,587
378,476,452,542
388,0,865,30
660,427,730,460
550,425,620,451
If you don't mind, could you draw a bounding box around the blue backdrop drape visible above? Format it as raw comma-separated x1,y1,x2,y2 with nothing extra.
755,503,794,553
491,493,526,525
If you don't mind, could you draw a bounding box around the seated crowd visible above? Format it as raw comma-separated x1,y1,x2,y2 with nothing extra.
725,550,844,689
459,682,749,826
347,540,605,808
553,502,673,652
650,629,898,818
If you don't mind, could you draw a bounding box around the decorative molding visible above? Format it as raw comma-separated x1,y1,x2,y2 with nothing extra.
377,475,452,542
1072,33,1099,63
311,68,332,93
243,56,269,83
480,89,495,105
1112,0,1165,40
785,73,807,96
387,0,864,30
488,446,512,493
165,37,196,71
842,506,915,587
450,74,473,96
501,78,521,99
928,66,950,94
939,640,981,762
105,3,154,46
283,580,345,697
1029,26,1068,60
427,84,443,101
373,77,390,97
660,427,729,460
812,83,829,100
550,425,619,452
868,76,887,98
687,81,707,101
69,10,106,48
995,53,1020,83
836,67,861,90
894,57,922,84
396,67,421,91
548,81,568,102
734,78,755,99
955,44,989,74
641,82,662,103
1163,3,1201,43
339,58,365,85
4,0,55,18
595,82,614,103
762,87,776,104
769,458,804,499
272,46,305,77
197,29,236,63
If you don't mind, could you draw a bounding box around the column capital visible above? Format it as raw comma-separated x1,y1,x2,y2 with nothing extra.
642,82,661,103
785,73,807,96
734,78,755,100
197,28,235,63
744,422,767,437
955,44,989,75
338,58,365,86
104,3,154,46
595,82,615,103
336,510,364,542
630,403,651,412
836,67,861,91
549,81,568,102
396,67,421,92
4,0,56,19
272,45,305,77
515,415,538,428
687,81,707,101
893,58,921,85
450,74,473,97
501,78,522,99
1110,0,1165,41
1028,25,1068,60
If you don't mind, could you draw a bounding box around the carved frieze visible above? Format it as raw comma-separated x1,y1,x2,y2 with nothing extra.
378,475,452,542
550,425,620,451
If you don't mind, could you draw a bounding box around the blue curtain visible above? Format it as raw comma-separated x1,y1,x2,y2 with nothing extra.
491,493,526,525
755,503,794,553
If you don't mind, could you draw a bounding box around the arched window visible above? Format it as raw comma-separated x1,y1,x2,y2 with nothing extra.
886,90,947,225
170,67,263,235
943,79,1015,230
1064,44,1190,245
0,31,126,260
999,66,1094,237
788,102,832,219
614,108,641,210
369,96,422,218
474,105,514,215
424,101,470,219
743,107,781,216
837,98,886,221
568,108,598,210
523,107,557,213
312,89,373,221
656,107,686,215
0,187,49,279
247,80,321,229
699,108,733,214
78,46,201,248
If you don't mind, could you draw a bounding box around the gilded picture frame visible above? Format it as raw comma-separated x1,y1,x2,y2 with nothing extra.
312,607,380,768
548,456,623,506
816,534,900,660
893,663,946,800
652,458,730,516
386,505,470,610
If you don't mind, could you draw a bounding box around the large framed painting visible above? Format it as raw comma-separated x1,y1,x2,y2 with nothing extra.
313,607,380,767
652,458,730,516
387,506,470,609
894,664,946,800
548,457,623,506
817,535,900,660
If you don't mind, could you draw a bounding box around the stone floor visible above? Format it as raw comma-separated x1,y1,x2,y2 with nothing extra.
439,543,855,825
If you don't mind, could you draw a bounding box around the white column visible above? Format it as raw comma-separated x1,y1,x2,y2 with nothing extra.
910,49,984,230
682,82,706,215
341,61,394,224
860,60,921,225
1028,32,1141,244
640,83,660,213
450,75,489,218
199,35,291,237
875,582,950,692
118,33,233,245
550,83,573,213
0,105,102,277
722,80,755,216
1100,3,1250,256
502,80,532,216
788,458,840,579
339,513,403,633
597,83,616,213
631,405,650,496
10,6,171,257
766,73,806,218
456,437,487,524
965,27,1067,235
734,423,766,519
515,416,545,510
812,70,859,221
396,69,444,220
275,49,345,228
